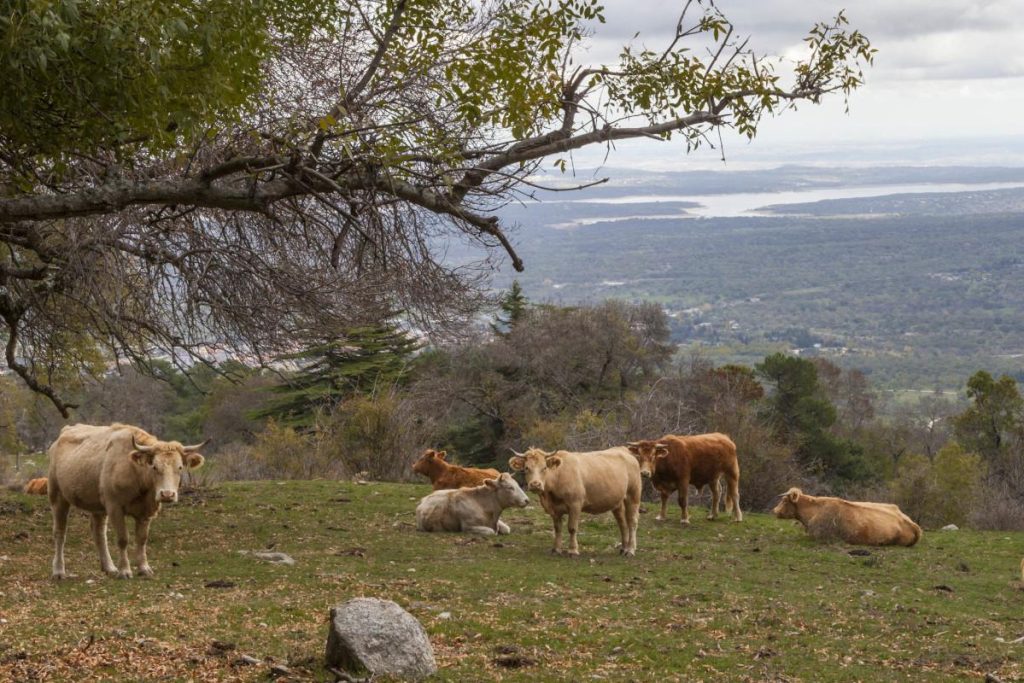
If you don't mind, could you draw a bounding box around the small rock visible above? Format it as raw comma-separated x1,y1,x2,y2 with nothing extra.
862,590,875,598
942,524,959,531
204,579,236,589
438,612,451,620
848,549,872,557
253,551,295,566
933,584,955,593
234,655,261,666
326,598,436,681
269,664,291,678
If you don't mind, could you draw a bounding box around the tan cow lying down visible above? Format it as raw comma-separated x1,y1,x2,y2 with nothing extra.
627,433,742,524
412,449,500,490
23,477,48,495
510,447,641,557
772,488,922,547
47,423,208,579
416,473,529,535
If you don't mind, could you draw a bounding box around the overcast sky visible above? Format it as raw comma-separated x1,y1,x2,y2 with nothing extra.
566,0,1024,170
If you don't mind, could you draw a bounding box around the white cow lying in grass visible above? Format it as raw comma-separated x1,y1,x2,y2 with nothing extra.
415,473,529,535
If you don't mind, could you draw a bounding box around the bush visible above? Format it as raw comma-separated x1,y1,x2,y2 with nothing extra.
892,443,986,528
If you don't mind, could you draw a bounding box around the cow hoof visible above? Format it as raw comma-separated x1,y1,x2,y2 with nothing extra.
549,548,563,556
116,570,133,579
680,519,691,526
654,515,666,522
52,572,68,581
566,551,580,558
622,549,636,558
137,566,154,577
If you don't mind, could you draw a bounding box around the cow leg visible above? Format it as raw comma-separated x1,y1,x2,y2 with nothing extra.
728,476,743,522
496,520,511,535
51,497,71,580
708,479,721,521
463,525,497,536
134,516,154,576
108,507,133,579
550,513,565,554
678,478,691,525
611,504,629,553
90,513,117,576
656,489,669,521
566,507,581,557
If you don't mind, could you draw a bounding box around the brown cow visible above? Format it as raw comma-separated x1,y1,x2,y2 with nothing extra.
411,449,499,490
23,477,48,495
47,423,208,579
509,446,641,556
771,487,922,547
627,433,742,524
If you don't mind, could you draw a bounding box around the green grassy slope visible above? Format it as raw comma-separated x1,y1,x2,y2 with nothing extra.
1,480,1022,681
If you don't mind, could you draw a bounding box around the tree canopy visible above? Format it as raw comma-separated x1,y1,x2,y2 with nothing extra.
0,0,874,414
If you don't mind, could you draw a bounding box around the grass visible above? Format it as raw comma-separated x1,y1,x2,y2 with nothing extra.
1,479,1022,682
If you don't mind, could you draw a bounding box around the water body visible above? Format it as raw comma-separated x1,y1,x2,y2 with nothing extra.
555,181,1024,218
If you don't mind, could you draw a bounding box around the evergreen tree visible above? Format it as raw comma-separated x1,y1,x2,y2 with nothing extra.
491,281,528,337
259,323,420,428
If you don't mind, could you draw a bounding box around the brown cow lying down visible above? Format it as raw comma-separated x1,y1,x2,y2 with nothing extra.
23,477,48,495
416,473,529,535
772,487,922,547
412,449,500,490
510,447,641,557
627,433,742,524
47,423,208,579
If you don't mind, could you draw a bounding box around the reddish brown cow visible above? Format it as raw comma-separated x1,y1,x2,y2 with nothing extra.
626,433,742,524
23,477,49,495
411,449,500,490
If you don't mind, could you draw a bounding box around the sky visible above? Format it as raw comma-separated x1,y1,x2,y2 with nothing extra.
565,0,1024,170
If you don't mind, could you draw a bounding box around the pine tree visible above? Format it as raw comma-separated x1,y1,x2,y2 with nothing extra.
259,323,420,428
491,281,528,337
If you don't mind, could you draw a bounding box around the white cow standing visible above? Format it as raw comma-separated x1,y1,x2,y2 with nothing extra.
415,473,529,535
46,423,208,579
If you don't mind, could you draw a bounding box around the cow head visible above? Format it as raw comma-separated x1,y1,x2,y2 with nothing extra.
771,488,803,519
131,434,208,503
626,440,669,478
508,448,559,493
412,449,446,477
484,472,530,509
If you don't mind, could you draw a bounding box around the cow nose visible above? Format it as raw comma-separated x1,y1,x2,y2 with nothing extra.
527,482,542,492
640,470,651,478
159,490,177,502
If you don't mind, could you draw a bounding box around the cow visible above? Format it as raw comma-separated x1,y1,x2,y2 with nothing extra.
23,477,48,495
411,449,500,490
771,487,922,547
415,473,529,535
46,423,208,579
626,433,742,525
509,446,641,557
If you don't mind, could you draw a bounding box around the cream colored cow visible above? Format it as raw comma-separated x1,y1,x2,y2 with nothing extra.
509,447,641,557
415,473,529,535
47,423,208,579
772,487,922,547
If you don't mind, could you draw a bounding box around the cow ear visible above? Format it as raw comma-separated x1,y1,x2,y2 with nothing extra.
435,450,447,461
626,442,640,455
654,445,669,458
484,478,498,489
546,455,562,469
508,456,526,471
185,453,205,470
131,450,154,466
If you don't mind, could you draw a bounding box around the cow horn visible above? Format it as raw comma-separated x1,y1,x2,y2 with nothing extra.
131,435,155,453
182,438,211,453
509,448,524,457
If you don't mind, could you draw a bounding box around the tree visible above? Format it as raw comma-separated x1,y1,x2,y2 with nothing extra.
0,0,874,414
491,280,528,337
258,323,420,428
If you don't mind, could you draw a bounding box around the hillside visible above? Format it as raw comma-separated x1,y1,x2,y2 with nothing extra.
2,480,1022,681
490,171,1024,390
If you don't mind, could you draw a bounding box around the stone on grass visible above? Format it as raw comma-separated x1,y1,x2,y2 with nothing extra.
252,551,295,565
941,524,959,531
326,598,436,681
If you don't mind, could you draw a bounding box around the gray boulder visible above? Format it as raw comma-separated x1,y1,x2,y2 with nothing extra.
326,598,437,680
